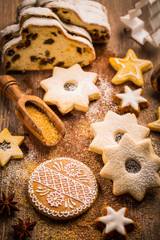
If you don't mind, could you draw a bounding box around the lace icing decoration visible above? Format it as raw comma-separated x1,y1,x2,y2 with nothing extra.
64,163,82,178
46,191,64,207
28,158,97,218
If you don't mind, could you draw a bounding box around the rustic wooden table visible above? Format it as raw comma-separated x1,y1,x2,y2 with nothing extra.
0,0,160,239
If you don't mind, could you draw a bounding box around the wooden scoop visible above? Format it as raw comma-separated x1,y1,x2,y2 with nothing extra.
0,75,65,146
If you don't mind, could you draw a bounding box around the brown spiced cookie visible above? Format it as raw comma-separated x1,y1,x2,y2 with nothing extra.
94,206,134,240
28,157,98,220
113,85,149,117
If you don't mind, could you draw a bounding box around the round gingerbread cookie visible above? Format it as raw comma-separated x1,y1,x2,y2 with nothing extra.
28,157,98,220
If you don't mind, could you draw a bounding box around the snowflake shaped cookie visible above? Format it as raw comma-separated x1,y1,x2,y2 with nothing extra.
0,128,24,167
100,134,160,201
148,107,160,132
40,64,101,114
89,111,150,155
109,49,152,87
95,206,134,238
113,86,149,117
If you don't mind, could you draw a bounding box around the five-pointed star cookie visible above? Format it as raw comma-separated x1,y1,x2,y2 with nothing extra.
100,134,160,201
109,49,152,87
148,107,160,132
113,85,149,117
40,64,101,114
0,128,24,167
89,111,150,155
95,206,134,238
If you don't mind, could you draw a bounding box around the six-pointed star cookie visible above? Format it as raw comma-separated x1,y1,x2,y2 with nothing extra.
148,107,160,132
0,128,24,167
109,49,152,87
100,134,160,201
40,64,101,114
95,206,134,238
89,111,150,155
113,86,149,117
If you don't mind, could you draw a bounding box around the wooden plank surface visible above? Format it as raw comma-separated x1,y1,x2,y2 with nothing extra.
0,0,160,239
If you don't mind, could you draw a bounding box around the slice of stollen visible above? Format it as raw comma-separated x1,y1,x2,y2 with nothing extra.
0,24,20,51
17,0,37,16
2,17,95,71
0,7,92,51
39,0,111,43
19,7,92,42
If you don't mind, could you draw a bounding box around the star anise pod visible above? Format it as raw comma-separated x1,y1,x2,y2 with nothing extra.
12,218,36,240
0,192,20,215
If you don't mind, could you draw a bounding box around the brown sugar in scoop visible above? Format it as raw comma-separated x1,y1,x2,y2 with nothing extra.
0,75,65,146
26,104,58,145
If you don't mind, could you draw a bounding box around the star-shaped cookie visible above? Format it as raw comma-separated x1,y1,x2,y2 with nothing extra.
109,49,152,87
89,111,150,155
100,134,160,201
113,86,149,117
40,64,101,114
0,128,24,167
148,107,160,132
95,206,134,238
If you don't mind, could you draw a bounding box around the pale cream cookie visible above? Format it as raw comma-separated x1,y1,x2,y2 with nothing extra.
0,128,24,167
109,49,152,87
113,85,149,117
89,111,150,155
95,206,134,239
28,157,98,220
40,64,101,114
100,134,160,201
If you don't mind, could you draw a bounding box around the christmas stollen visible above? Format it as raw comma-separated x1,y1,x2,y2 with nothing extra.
38,0,111,43
0,7,92,52
2,17,95,71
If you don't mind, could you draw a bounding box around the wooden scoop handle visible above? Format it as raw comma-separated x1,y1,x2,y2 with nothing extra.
0,75,23,103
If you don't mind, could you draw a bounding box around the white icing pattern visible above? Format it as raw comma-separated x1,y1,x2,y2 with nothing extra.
100,134,160,201
98,207,133,235
28,158,98,219
115,52,148,80
116,86,148,110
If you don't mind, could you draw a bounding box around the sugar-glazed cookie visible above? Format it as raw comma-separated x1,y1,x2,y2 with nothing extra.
100,134,160,201
28,158,98,220
0,128,24,167
148,107,160,132
40,64,100,114
109,49,152,87
151,64,160,93
89,111,150,155
95,206,134,239
113,86,149,117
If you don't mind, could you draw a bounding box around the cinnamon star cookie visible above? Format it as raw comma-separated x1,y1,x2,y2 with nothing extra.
28,158,98,220
95,206,134,239
100,134,160,201
113,86,149,117
40,64,100,114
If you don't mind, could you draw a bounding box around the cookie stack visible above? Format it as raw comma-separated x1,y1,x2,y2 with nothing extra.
90,110,160,201
0,0,111,71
